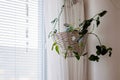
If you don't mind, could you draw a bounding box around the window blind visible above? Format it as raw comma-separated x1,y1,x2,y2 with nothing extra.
0,0,45,80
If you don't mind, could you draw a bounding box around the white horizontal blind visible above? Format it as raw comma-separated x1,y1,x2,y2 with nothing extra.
0,0,38,48
0,0,44,80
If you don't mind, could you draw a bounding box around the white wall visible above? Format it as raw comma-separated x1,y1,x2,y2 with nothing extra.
85,0,120,80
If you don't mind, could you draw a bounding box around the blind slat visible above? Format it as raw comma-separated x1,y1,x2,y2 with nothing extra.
0,0,43,80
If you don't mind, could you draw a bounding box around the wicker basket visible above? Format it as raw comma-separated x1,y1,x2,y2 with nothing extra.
54,31,86,57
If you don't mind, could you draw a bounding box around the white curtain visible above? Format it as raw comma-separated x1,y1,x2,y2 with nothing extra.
45,0,87,80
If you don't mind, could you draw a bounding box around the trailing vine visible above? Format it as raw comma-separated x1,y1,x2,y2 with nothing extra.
49,2,112,62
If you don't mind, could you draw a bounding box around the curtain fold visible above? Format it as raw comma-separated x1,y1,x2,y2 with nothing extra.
46,0,87,80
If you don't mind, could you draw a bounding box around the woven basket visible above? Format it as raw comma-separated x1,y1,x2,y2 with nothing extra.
54,31,86,57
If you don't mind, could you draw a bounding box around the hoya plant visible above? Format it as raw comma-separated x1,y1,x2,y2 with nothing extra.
49,4,112,62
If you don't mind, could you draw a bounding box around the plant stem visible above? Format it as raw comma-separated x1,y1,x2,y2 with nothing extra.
52,4,65,32
57,5,64,32
93,14,98,19
56,0,67,32
53,19,58,31
88,32,102,45
90,24,95,33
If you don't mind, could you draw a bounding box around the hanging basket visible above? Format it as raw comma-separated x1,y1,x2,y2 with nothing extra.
54,31,87,57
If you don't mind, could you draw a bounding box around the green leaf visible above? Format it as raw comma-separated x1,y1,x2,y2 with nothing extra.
79,22,84,27
96,16,99,21
107,47,112,57
53,29,57,33
107,47,112,51
55,45,60,54
51,42,57,50
62,5,65,8
66,26,74,32
51,18,57,24
97,20,100,27
64,23,70,27
96,50,101,55
89,18,94,22
109,51,112,57
98,10,107,17
81,29,88,35
82,18,93,30
101,45,108,55
96,45,112,57
96,45,101,55
101,48,108,55
96,45,101,50
96,17,100,27
82,20,91,30
68,46,73,50
48,30,57,38
82,52,88,56
89,54,100,62
48,31,52,38
73,51,80,60
64,52,67,59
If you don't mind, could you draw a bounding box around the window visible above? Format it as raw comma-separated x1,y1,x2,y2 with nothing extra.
0,0,46,80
